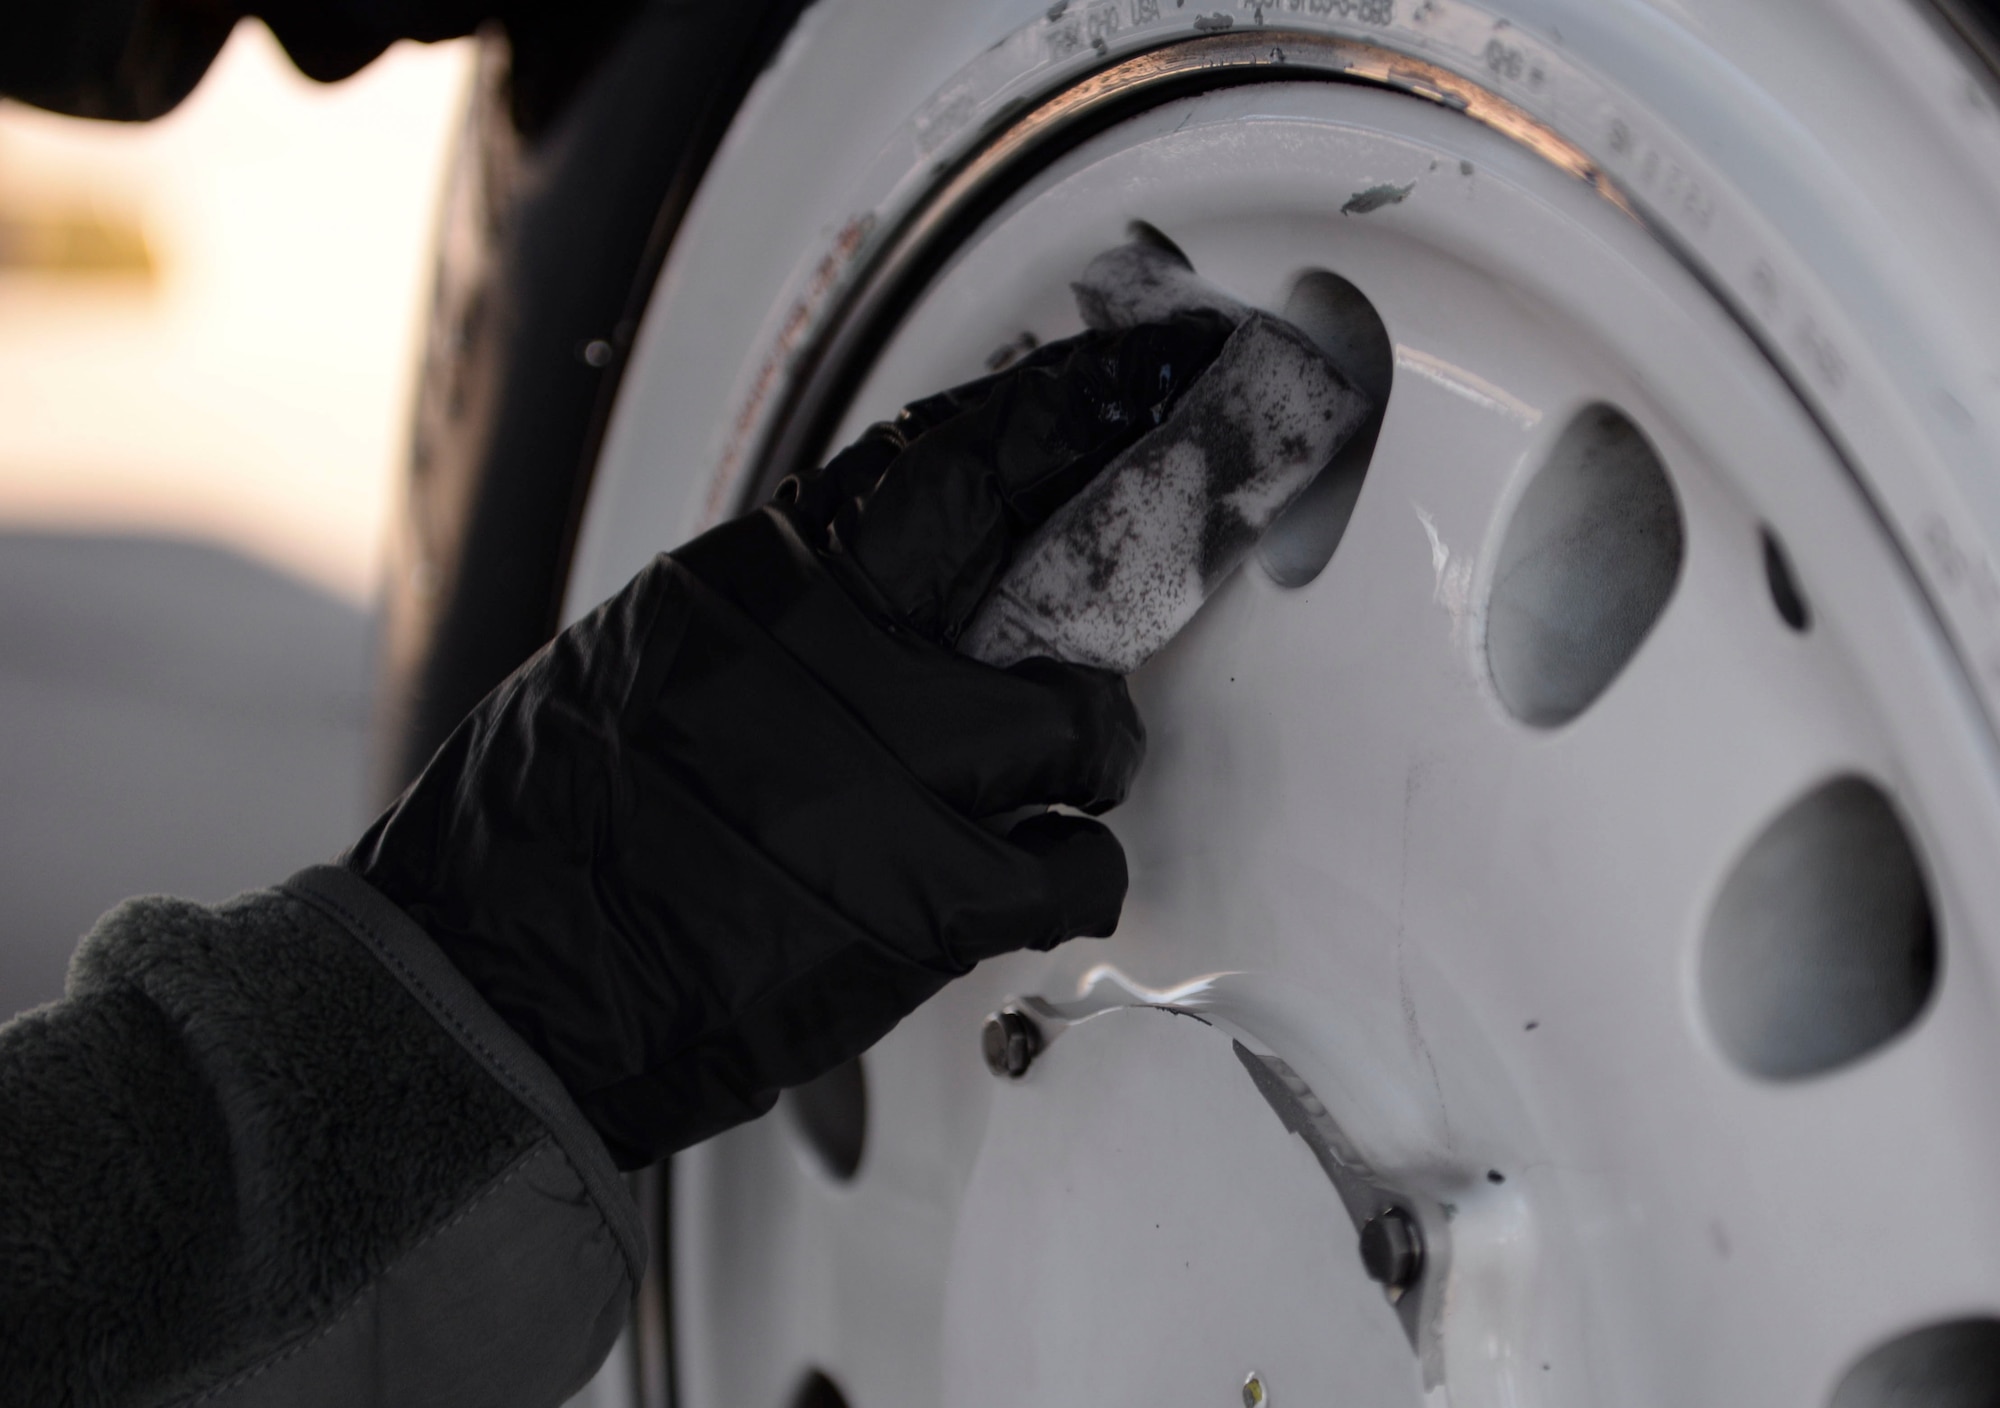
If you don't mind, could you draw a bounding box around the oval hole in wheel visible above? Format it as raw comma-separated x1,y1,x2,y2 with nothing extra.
1484,402,1684,725
1699,776,1937,1081
1829,1318,2000,1408
785,1055,868,1181
790,1369,853,1408
1258,269,1393,588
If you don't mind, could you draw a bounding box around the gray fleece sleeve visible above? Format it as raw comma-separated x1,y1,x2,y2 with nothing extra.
0,865,644,1408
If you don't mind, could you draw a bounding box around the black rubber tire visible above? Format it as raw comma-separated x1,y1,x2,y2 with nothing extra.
1933,0,2000,81
375,14,811,1403
376,0,811,799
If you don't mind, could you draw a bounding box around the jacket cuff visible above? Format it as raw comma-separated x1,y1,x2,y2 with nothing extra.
281,864,645,1288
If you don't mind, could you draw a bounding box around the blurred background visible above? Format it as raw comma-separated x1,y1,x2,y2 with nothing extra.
0,24,470,1019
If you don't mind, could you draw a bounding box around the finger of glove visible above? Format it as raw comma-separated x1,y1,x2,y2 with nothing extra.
672,506,1144,816
776,423,904,536
651,565,1130,969
1005,811,1128,944
777,333,1121,537
840,310,1235,644
773,328,1133,541
888,326,1122,438
976,657,1143,815
801,646,1145,818
673,507,1145,816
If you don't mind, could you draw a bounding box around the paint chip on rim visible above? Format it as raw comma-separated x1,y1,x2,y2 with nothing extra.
1342,182,1416,215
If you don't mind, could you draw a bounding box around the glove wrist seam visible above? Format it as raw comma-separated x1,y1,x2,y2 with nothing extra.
281,863,646,1285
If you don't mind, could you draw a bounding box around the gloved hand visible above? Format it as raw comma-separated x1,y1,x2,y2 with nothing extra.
345,311,1234,1168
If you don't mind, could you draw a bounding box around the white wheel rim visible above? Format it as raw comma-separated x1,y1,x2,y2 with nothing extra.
563,7,2000,1406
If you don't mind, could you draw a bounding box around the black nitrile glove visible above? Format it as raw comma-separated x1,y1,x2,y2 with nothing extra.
345,311,1234,1168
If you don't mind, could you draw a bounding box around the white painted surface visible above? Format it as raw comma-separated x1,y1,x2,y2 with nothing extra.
939,1007,1421,1408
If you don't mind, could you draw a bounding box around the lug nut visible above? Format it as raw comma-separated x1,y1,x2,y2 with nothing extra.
1358,1207,1424,1294
981,1008,1041,1078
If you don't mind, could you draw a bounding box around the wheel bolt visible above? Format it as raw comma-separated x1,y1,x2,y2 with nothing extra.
981,1008,1041,1078
1358,1207,1424,1293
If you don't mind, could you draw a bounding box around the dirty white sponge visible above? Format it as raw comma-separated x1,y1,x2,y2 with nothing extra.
960,310,1366,673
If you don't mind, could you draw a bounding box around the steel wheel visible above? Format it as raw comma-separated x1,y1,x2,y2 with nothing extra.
561,3,2000,1404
